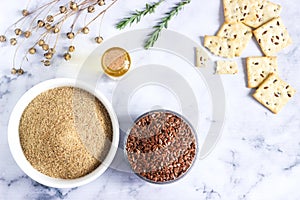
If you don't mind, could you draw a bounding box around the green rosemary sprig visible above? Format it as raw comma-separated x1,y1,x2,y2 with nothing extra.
144,0,191,49
116,0,164,30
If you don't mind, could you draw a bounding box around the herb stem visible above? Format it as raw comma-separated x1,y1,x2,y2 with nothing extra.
115,0,164,30
144,0,191,49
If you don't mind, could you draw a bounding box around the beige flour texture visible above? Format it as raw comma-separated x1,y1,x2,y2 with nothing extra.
19,87,112,179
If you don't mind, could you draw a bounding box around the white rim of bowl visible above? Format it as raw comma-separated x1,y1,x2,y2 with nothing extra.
7,78,119,188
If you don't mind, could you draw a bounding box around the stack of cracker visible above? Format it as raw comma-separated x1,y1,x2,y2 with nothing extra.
202,0,296,114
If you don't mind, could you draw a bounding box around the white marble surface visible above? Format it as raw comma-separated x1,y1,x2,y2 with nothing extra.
1,0,300,199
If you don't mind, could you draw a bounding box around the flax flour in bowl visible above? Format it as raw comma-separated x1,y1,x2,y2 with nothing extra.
19,86,112,179
8,79,119,188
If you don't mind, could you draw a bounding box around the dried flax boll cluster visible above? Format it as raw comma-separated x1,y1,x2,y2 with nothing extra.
0,0,118,75
126,111,197,183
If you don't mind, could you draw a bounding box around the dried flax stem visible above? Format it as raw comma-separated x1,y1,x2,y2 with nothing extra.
28,0,60,30
18,31,50,69
4,0,58,35
70,10,83,31
53,16,67,49
84,0,119,28
4,0,120,74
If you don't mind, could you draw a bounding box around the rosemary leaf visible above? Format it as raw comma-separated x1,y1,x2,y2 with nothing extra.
144,0,191,49
116,0,164,30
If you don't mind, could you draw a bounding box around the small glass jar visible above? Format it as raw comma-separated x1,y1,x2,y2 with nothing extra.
101,47,131,78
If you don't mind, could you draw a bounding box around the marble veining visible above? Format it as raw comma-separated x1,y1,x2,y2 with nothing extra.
1,0,300,200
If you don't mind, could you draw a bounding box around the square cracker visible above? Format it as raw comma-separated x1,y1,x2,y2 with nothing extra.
223,0,282,28
223,0,251,23
253,17,292,56
253,73,296,114
246,56,278,88
204,36,240,58
243,1,281,28
216,60,238,74
217,22,252,55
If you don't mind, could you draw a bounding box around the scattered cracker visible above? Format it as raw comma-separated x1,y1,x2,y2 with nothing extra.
204,36,239,58
253,73,296,114
246,56,278,88
217,22,252,54
223,0,250,23
223,0,282,28
253,17,292,56
195,47,210,67
244,0,281,28
217,22,252,39
216,60,238,74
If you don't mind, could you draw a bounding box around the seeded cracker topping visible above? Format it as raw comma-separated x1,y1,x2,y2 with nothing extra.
253,73,296,114
253,17,292,56
246,56,278,88
216,60,239,74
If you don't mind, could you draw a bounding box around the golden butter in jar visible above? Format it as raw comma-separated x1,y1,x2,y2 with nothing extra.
101,47,131,78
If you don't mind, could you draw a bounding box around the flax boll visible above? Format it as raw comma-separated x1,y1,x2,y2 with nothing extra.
17,69,24,75
70,1,78,11
22,9,29,16
44,52,53,59
10,38,17,46
24,31,31,38
95,36,103,44
60,6,67,13
14,28,22,36
67,32,75,39
68,46,75,52
11,68,17,74
43,60,51,67
52,27,60,34
29,47,36,54
42,44,49,51
88,6,95,13
82,27,89,34
46,15,54,23
48,48,56,54
64,52,71,61
38,39,45,46
98,0,105,6
45,23,52,30
0,35,6,42
37,20,45,28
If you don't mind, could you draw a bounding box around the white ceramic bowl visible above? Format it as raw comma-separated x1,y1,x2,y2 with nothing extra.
8,78,119,188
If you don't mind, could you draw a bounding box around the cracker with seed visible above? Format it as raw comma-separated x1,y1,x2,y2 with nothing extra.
223,0,282,27
243,0,281,28
223,0,251,23
216,60,238,74
195,47,210,67
204,36,240,58
253,17,292,56
253,73,296,114
246,56,278,88
217,22,252,54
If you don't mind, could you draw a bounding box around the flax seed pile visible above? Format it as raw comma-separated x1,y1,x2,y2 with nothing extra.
19,87,113,179
126,111,196,183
